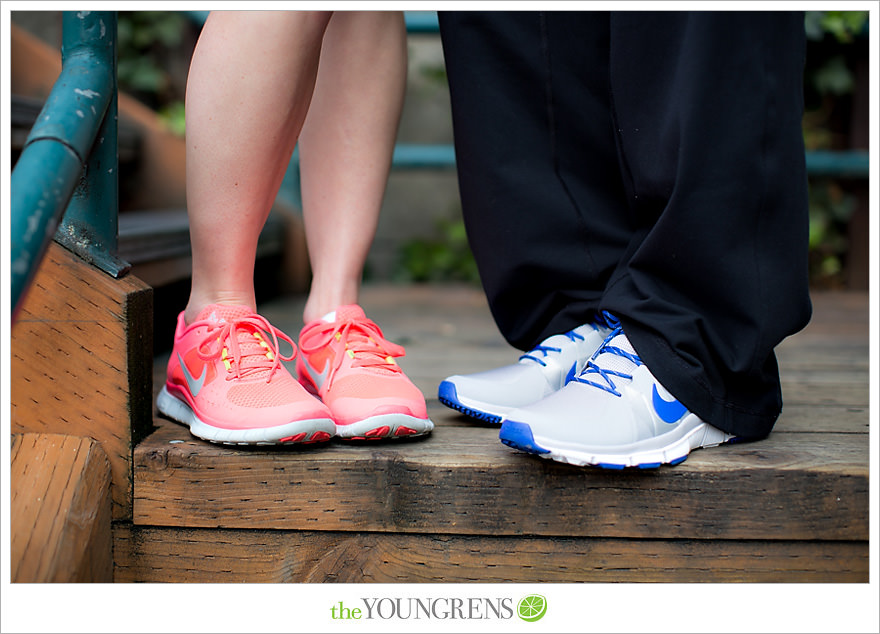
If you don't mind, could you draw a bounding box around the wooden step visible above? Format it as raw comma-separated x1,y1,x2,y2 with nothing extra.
119,286,869,582
11,433,113,582
11,241,154,521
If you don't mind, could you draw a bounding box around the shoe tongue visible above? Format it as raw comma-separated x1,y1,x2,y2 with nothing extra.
329,305,367,323
327,305,400,374
606,332,636,355
196,304,275,378
594,332,640,373
195,304,253,324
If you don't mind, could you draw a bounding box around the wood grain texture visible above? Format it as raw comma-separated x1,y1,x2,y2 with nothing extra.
113,525,868,583
11,242,154,519
133,420,867,540
12,433,113,582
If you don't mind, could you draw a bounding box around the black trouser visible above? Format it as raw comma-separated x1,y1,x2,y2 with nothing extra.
439,11,812,439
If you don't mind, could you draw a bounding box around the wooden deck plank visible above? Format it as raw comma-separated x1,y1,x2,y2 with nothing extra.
146,356,870,434
132,418,866,540
113,525,868,583
127,287,869,581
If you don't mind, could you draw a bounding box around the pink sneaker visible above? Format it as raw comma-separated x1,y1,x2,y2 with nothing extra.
157,304,336,445
297,305,434,440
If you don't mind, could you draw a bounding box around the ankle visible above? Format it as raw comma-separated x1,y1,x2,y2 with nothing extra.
303,288,360,324
184,292,256,326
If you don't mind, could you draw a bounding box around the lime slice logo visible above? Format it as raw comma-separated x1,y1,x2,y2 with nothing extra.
517,594,547,622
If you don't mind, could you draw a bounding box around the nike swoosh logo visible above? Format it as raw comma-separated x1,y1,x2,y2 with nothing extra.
178,353,207,397
564,361,578,385
303,358,330,390
652,385,688,424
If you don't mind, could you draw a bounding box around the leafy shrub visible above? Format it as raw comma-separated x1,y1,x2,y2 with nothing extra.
394,215,480,285
117,11,190,135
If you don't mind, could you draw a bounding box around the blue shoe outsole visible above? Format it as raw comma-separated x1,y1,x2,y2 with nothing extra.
498,420,551,455
499,420,692,469
437,381,502,424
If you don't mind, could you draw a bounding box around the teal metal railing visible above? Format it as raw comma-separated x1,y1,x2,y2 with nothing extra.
805,150,870,178
11,10,128,320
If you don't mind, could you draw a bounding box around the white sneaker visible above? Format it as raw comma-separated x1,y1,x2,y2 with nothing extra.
438,321,612,423
498,324,738,468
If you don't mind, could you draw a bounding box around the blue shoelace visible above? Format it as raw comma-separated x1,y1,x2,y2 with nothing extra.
571,312,642,397
518,329,586,366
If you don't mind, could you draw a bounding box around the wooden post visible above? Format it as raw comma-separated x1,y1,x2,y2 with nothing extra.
846,53,869,290
11,242,153,520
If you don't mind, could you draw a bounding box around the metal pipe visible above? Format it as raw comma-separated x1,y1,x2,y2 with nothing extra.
10,11,124,318
805,150,870,178
56,11,129,280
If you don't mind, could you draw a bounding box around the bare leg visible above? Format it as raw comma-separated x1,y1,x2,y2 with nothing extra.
183,10,332,325
298,11,407,324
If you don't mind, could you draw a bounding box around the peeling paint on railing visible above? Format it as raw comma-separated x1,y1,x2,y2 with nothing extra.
11,11,129,319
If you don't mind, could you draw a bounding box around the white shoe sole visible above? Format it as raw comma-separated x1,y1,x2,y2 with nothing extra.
157,386,336,446
500,415,736,469
335,412,434,440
